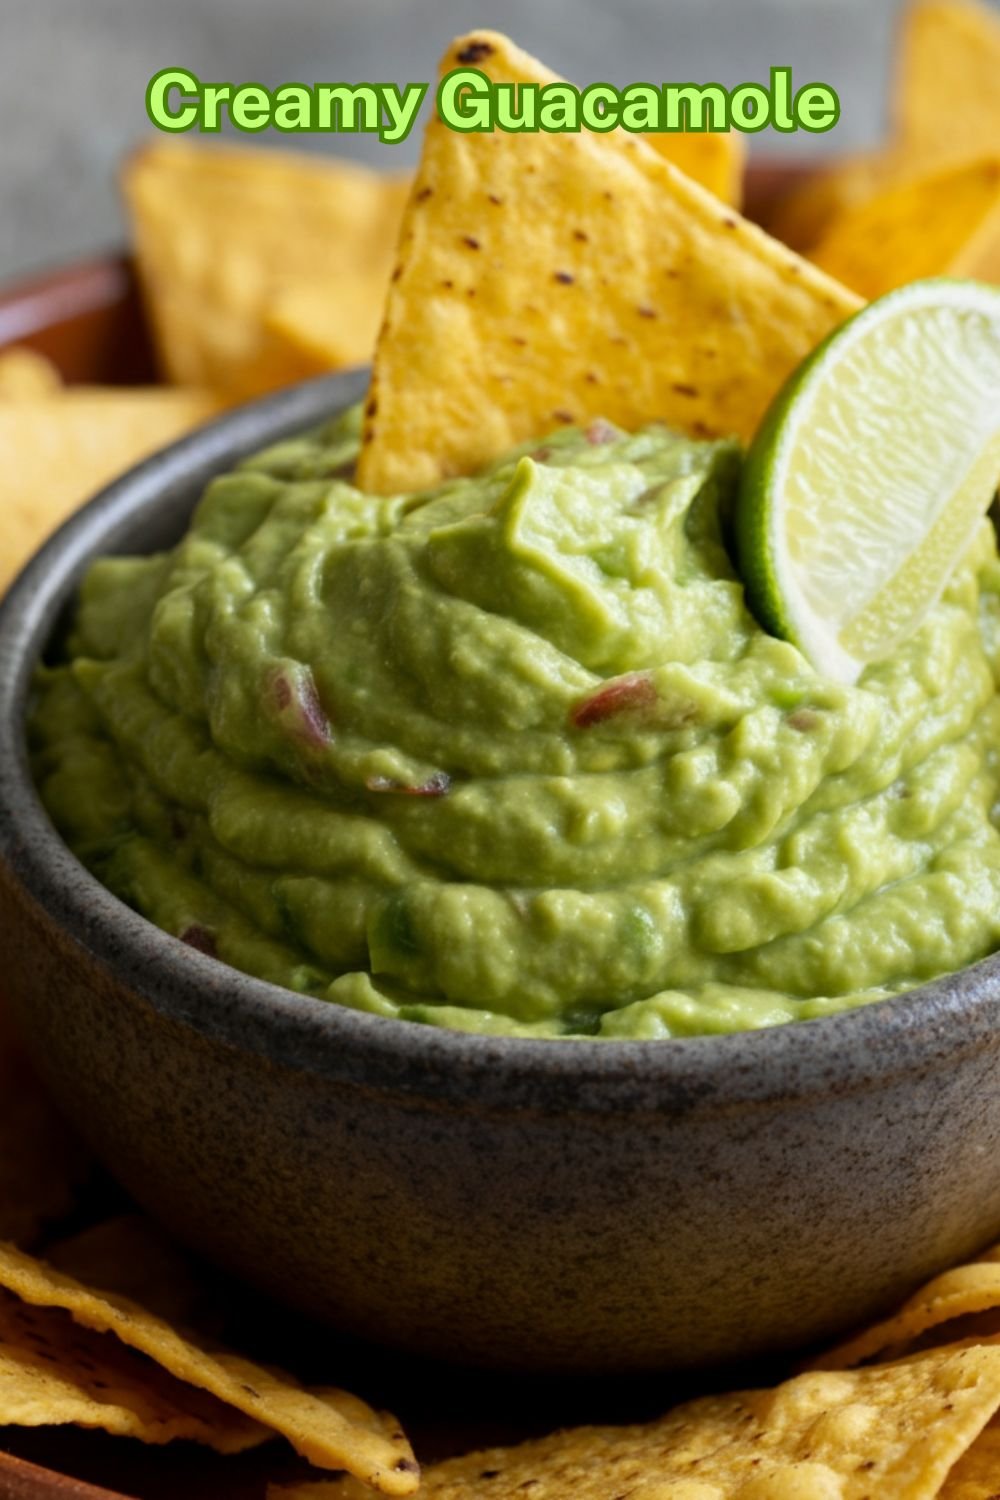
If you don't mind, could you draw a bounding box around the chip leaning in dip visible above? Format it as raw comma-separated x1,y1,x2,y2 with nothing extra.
28,404,1000,1039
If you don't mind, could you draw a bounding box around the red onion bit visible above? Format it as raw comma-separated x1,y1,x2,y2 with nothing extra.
571,672,658,729
365,771,452,798
269,664,333,750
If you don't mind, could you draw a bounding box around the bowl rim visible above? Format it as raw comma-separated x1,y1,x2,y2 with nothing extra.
2,367,998,1117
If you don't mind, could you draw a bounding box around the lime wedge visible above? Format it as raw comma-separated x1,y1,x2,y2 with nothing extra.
735,278,1000,683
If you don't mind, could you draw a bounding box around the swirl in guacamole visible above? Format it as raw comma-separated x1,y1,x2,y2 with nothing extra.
29,407,1000,1038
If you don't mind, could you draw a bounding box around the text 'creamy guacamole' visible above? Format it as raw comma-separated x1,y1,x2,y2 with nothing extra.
30,408,1000,1037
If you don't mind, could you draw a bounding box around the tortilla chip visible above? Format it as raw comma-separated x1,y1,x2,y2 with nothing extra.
0,1286,265,1450
895,0,1000,158
810,155,1000,297
0,1240,418,1493
270,1343,1000,1500
766,0,1000,254
0,348,63,399
649,130,745,206
815,1245,1000,1371
123,142,409,398
356,30,860,495
0,1026,90,1249
0,389,222,596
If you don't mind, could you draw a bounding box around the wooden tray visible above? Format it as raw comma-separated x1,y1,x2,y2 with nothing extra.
0,159,808,1499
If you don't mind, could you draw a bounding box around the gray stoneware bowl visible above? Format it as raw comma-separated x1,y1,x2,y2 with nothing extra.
3,369,1000,1376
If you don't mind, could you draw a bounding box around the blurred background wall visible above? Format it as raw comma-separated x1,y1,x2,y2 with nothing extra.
0,0,956,279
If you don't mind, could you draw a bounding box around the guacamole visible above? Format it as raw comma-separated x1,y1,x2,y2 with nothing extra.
29,408,1000,1038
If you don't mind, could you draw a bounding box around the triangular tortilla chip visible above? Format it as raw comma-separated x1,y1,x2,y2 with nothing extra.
0,1240,418,1493
895,0,1000,157
123,142,410,398
270,1343,1000,1500
0,389,222,596
356,30,860,494
810,155,1000,297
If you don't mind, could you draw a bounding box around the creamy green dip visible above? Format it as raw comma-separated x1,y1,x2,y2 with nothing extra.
29,407,1000,1038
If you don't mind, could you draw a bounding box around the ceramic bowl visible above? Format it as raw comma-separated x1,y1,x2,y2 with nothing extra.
3,369,1000,1375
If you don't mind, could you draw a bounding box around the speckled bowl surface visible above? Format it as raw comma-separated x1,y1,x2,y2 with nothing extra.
3,369,1000,1375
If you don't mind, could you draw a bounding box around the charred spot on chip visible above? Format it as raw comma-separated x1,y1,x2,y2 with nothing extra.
463,235,481,250
637,305,657,319
416,186,433,202
480,1470,501,1480
456,39,496,63
488,193,503,205
394,1457,421,1473
552,409,575,424
554,271,575,285
673,383,699,398
441,278,454,289
365,397,378,418
391,265,402,283
722,215,739,229
573,229,589,242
